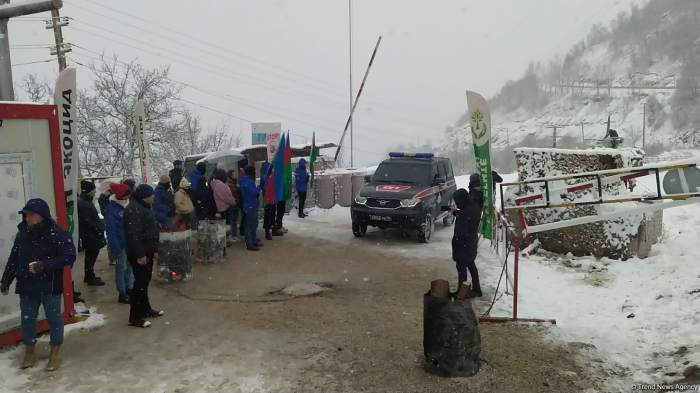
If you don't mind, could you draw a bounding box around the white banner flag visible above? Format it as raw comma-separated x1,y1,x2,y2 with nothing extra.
55,68,79,246
134,100,152,185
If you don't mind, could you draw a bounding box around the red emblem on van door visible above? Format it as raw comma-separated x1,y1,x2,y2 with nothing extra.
376,185,410,192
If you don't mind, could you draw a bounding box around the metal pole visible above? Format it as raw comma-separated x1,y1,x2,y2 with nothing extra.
334,35,383,163
348,0,354,167
642,103,646,149
0,18,13,101
582,121,585,145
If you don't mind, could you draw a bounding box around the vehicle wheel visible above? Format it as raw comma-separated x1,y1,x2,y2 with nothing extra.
443,199,456,227
352,220,367,237
417,212,434,243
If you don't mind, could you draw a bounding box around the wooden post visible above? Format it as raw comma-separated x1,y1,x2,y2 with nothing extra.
430,279,450,298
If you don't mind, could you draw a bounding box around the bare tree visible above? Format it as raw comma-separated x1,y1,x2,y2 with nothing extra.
18,74,53,103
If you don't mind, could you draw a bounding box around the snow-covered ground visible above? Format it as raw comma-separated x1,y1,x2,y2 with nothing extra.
289,173,699,390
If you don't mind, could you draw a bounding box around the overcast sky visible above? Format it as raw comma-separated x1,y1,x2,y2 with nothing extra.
7,0,643,166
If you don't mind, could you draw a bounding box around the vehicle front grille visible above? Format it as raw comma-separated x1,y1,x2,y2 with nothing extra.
366,198,401,209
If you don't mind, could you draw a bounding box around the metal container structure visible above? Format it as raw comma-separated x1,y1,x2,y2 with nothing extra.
196,220,227,263
336,172,353,207
315,173,335,209
157,230,194,283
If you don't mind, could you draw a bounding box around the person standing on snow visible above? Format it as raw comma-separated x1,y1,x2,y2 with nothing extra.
294,158,310,218
226,169,242,240
174,178,195,230
449,183,484,298
261,162,283,240
77,180,107,287
211,169,238,240
240,165,264,251
1,199,77,371
189,162,208,188
103,183,133,304
153,174,176,230
124,184,164,328
169,160,184,192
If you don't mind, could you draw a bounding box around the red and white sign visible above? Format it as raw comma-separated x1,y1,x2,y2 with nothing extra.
266,132,280,162
376,185,410,192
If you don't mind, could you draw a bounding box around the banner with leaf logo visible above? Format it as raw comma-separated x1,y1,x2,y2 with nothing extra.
466,91,493,240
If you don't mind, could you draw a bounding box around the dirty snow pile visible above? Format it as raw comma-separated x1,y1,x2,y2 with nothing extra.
492,174,700,389
0,308,105,392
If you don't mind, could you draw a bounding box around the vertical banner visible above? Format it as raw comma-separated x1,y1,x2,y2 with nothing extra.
466,91,493,240
55,68,79,247
134,100,152,185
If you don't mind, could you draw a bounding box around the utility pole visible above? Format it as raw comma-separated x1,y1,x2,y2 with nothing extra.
642,102,646,149
46,8,70,71
0,0,63,101
348,0,354,167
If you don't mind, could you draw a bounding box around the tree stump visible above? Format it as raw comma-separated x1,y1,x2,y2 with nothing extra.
430,279,450,298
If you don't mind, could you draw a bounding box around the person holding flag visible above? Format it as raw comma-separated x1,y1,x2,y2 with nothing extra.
294,158,310,218
276,132,293,233
241,165,264,251
262,161,282,240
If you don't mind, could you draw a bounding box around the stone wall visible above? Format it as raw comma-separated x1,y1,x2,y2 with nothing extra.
508,147,651,259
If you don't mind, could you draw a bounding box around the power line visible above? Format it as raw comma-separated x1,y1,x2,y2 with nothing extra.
11,59,54,67
69,0,454,118
71,49,394,144
68,56,388,157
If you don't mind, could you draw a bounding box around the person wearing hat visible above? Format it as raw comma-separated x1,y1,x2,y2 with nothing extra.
153,174,176,229
169,160,184,192
123,184,164,328
122,178,136,192
78,180,107,287
174,178,195,229
1,198,77,371
189,162,208,189
104,183,134,304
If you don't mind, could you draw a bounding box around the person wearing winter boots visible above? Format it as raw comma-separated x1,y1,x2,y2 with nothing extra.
211,169,238,244
153,174,176,230
189,161,208,189
78,180,107,287
174,178,195,229
294,158,310,218
169,160,184,192
1,198,77,371
449,185,483,298
261,162,283,240
226,169,242,240
124,184,164,328
240,165,264,251
104,183,134,304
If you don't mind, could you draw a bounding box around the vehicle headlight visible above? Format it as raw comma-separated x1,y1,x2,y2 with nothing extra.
400,198,421,207
355,196,367,205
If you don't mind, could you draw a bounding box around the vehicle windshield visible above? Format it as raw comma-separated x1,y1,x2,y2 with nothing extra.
371,161,431,185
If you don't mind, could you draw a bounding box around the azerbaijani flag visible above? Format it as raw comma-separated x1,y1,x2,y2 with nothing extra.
284,132,293,201
273,133,286,203
309,132,317,189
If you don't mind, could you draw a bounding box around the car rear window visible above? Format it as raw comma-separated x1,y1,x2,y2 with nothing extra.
372,161,431,185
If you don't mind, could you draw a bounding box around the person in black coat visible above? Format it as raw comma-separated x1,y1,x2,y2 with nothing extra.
123,184,164,328
193,176,219,221
77,181,107,286
449,187,483,297
169,160,184,192
1,198,76,371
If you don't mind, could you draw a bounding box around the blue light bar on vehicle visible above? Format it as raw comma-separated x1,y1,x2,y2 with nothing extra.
388,152,434,158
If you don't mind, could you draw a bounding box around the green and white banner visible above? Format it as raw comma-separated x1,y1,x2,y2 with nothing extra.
466,90,493,240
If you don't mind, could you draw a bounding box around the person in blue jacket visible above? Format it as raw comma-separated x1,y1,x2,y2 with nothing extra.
240,165,264,251
0,198,77,371
189,162,207,188
103,183,133,305
294,158,310,218
153,174,175,229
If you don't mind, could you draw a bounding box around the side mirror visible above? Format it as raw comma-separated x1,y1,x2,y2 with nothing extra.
433,177,446,186
364,175,372,183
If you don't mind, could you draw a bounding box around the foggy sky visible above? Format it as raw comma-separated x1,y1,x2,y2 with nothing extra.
7,0,643,166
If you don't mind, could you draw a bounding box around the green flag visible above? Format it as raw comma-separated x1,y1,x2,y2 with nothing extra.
466,91,494,240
